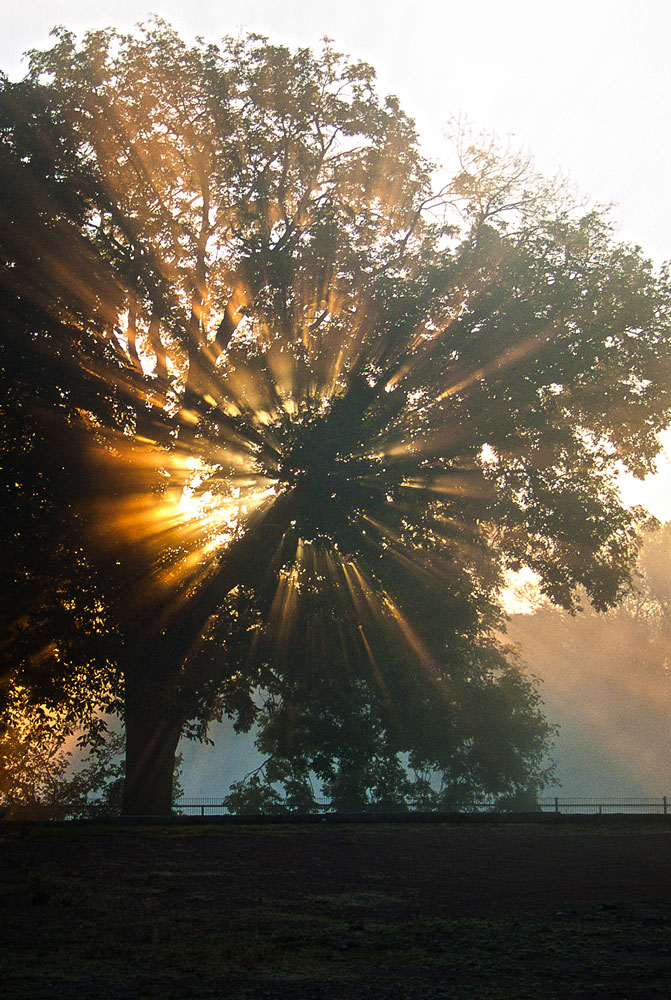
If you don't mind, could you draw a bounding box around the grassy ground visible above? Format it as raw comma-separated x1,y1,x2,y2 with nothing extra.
2,819,671,998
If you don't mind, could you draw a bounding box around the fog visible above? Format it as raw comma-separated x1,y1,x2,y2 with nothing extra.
178,526,671,802
508,609,671,798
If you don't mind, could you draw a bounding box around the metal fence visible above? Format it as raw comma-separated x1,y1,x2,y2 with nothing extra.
538,796,670,815
174,795,671,817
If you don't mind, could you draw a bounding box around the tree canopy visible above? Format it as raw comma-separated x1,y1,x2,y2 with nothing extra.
2,20,671,814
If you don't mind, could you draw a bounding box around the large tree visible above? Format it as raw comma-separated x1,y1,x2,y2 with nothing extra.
2,21,671,814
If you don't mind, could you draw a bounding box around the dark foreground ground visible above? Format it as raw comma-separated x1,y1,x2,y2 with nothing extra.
2,816,671,999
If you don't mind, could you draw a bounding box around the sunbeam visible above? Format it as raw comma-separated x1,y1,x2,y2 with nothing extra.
3,22,670,818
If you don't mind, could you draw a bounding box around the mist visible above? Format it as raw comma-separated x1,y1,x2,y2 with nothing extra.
507,525,671,798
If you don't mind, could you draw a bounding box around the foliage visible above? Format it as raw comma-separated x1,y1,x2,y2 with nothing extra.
509,521,671,666
2,20,671,812
0,721,184,819
226,631,554,812
629,520,671,636
0,725,125,819
0,369,122,745
223,773,286,815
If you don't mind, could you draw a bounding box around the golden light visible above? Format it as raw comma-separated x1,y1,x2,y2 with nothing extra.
4,32,580,733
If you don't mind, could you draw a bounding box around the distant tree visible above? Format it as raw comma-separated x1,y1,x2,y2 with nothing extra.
0,726,124,819
507,522,671,794
2,21,671,815
630,521,671,640
0,722,184,819
223,773,285,815
509,522,671,674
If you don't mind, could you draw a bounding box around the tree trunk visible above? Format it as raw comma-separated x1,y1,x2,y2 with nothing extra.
121,660,183,817
117,490,302,816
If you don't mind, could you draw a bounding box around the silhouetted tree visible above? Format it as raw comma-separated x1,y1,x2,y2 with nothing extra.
225,563,554,812
2,21,671,814
0,726,123,819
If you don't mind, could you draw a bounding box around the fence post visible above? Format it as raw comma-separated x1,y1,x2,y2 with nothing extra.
664,796,668,816
201,804,205,817
554,796,559,814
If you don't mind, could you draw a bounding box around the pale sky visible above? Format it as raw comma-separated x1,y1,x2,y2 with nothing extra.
4,4,671,519
3,0,671,262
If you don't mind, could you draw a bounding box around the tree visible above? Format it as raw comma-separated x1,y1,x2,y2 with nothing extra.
224,557,555,812
0,721,184,819
2,21,671,814
0,724,124,820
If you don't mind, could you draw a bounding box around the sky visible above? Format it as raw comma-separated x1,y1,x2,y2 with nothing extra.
4,0,671,800
3,0,671,263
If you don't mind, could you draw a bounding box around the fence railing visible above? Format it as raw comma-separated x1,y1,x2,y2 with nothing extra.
173,795,671,817
538,796,670,815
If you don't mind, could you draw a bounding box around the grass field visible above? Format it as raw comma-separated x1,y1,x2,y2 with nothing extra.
2,817,671,998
